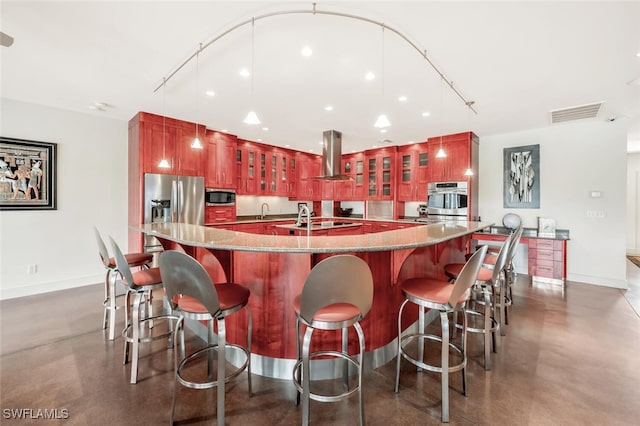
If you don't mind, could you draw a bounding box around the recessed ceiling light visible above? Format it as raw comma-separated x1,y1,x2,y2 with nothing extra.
205,90,215,97
262,127,269,131
239,68,250,77
88,102,110,111
301,46,312,57
421,112,431,117
398,96,408,102
325,105,334,111
365,72,375,81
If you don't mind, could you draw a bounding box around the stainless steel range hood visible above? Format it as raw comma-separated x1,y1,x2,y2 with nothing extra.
318,130,350,180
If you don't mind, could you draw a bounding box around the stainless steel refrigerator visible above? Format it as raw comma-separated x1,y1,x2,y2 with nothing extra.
143,173,204,251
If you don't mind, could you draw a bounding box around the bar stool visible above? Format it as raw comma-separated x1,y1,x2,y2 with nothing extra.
292,255,373,426
94,227,153,340
395,246,487,423
159,250,252,426
110,237,178,384
443,234,512,370
477,224,523,331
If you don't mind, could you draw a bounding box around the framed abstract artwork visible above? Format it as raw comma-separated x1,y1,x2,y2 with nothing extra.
0,137,58,210
503,144,540,209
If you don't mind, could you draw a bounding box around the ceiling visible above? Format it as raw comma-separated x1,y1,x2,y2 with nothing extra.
2,1,639,154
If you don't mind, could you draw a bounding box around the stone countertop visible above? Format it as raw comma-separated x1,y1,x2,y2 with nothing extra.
273,220,363,231
132,221,494,254
473,225,570,240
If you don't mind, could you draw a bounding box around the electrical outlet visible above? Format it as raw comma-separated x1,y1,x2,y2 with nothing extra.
27,264,38,274
586,210,605,218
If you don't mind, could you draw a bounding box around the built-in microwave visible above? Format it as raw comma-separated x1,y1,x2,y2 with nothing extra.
205,188,236,206
426,181,468,220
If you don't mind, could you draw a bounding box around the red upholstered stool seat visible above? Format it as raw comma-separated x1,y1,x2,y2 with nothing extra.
401,278,469,306
444,263,492,282
173,283,250,313
107,252,153,269
293,295,361,323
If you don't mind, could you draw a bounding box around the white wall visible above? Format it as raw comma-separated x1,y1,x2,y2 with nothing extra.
478,119,628,289
0,98,128,299
628,152,640,255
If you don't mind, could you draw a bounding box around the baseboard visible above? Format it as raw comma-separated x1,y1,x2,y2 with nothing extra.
0,274,103,300
566,273,628,290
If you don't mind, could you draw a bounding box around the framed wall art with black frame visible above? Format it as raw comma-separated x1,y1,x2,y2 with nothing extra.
0,137,57,211
503,144,540,209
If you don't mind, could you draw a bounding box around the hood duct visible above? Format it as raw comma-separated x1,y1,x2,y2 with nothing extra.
318,130,350,180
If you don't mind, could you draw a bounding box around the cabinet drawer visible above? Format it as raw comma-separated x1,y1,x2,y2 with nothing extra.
536,249,554,261
536,239,555,249
535,264,555,278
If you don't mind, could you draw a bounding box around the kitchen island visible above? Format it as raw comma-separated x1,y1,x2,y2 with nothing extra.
131,220,492,378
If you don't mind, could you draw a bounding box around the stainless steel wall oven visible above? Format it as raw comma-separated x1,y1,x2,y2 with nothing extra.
426,181,468,221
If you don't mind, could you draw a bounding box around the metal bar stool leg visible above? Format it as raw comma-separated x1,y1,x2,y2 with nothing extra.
301,326,314,426
217,317,226,426
123,291,131,364
342,327,349,393
295,317,302,406
394,299,409,393
355,321,366,426
483,287,492,370
130,291,143,384
440,311,450,423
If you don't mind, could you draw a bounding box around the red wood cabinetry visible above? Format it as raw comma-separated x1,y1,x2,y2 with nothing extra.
472,232,567,285
205,205,236,224
336,152,365,201
205,129,237,189
135,112,205,176
235,140,258,195
528,238,567,283
364,147,396,200
294,152,321,200
396,142,429,201
128,112,205,252
427,132,478,183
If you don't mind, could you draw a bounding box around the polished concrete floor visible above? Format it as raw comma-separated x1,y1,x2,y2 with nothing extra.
2,261,640,425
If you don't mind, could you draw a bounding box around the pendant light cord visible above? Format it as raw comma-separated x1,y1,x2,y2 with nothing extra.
195,46,200,140
163,78,167,158
250,18,255,102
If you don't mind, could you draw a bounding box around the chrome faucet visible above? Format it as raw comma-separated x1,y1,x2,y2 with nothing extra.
260,202,270,220
296,204,311,231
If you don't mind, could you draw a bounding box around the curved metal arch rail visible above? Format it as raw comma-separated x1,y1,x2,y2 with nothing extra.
153,3,477,114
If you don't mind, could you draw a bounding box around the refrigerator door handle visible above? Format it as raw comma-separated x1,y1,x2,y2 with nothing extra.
171,179,178,222
177,179,184,223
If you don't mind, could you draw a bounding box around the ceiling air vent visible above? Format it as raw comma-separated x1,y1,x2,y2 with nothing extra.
550,102,603,124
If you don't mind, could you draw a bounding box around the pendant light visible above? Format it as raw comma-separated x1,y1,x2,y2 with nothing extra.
191,45,203,149
374,25,391,129
243,18,261,125
158,78,171,169
436,76,447,158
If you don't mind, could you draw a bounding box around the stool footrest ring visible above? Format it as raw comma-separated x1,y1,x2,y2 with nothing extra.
176,343,251,390
399,333,466,374
292,350,361,403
